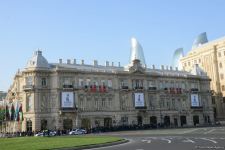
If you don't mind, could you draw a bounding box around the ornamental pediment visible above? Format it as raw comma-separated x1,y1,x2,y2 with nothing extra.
128,59,146,74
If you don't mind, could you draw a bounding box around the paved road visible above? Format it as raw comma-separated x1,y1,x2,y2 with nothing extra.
89,126,225,150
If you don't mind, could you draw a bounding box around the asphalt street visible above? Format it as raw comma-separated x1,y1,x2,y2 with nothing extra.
89,126,225,150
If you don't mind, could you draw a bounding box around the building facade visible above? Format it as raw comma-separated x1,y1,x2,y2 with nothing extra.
180,33,225,121
6,38,214,132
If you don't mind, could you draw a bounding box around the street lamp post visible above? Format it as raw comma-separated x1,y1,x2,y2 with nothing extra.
159,100,163,127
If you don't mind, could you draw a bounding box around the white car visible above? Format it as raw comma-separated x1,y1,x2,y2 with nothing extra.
34,132,44,136
69,129,86,135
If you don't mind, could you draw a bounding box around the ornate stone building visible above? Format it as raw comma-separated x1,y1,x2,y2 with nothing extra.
180,33,225,121
6,38,214,132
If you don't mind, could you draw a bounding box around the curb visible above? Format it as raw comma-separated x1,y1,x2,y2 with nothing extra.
57,139,129,150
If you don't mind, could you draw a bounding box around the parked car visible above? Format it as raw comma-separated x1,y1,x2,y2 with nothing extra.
49,131,57,136
34,130,57,137
69,129,87,135
34,132,44,137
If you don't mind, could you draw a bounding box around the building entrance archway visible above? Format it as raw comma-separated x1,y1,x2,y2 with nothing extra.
150,116,157,128
104,118,112,128
180,116,187,127
81,118,91,130
164,116,170,127
63,119,72,130
193,115,199,126
137,116,143,126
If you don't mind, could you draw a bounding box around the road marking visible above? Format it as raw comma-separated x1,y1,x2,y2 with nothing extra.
200,138,217,144
183,138,195,143
141,139,151,143
147,140,151,143
180,128,200,134
220,138,225,140
204,129,216,134
161,138,172,143
136,149,144,150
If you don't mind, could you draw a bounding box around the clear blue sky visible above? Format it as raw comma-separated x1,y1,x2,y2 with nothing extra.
1,0,225,91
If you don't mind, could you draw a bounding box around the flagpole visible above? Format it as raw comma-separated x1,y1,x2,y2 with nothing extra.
4,100,6,134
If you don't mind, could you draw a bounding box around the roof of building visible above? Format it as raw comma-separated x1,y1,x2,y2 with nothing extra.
25,38,208,79
26,50,49,69
49,61,207,79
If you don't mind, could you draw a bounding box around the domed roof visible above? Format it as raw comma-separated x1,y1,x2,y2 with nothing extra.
129,37,146,67
26,50,49,69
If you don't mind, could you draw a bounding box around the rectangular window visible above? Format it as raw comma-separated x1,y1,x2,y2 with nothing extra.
41,78,47,86
212,97,215,104
222,85,225,91
26,76,33,85
102,98,106,108
121,79,128,89
218,52,221,57
79,79,84,87
220,74,224,80
101,80,105,86
108,80,112,88
86,79,90,86
172,99,175,109
26,95,32,112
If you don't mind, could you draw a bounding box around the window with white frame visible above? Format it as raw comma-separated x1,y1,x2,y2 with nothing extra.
79,79,84,87
108,80,112,88
41,78,47,86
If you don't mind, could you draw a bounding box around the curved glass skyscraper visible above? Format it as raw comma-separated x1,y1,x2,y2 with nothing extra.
172,48,184,70
192,32,208,49
129,37,146,67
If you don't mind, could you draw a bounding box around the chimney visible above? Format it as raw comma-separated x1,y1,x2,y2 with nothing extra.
118,62,121,67
105,61,109,67
67,59,71,64
166,66,169,70
93,60,98,66
161,65,164,70
81,60,84,65
73,59,76,64
152,65,155,69
59,59,62,64
170,66,173,70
